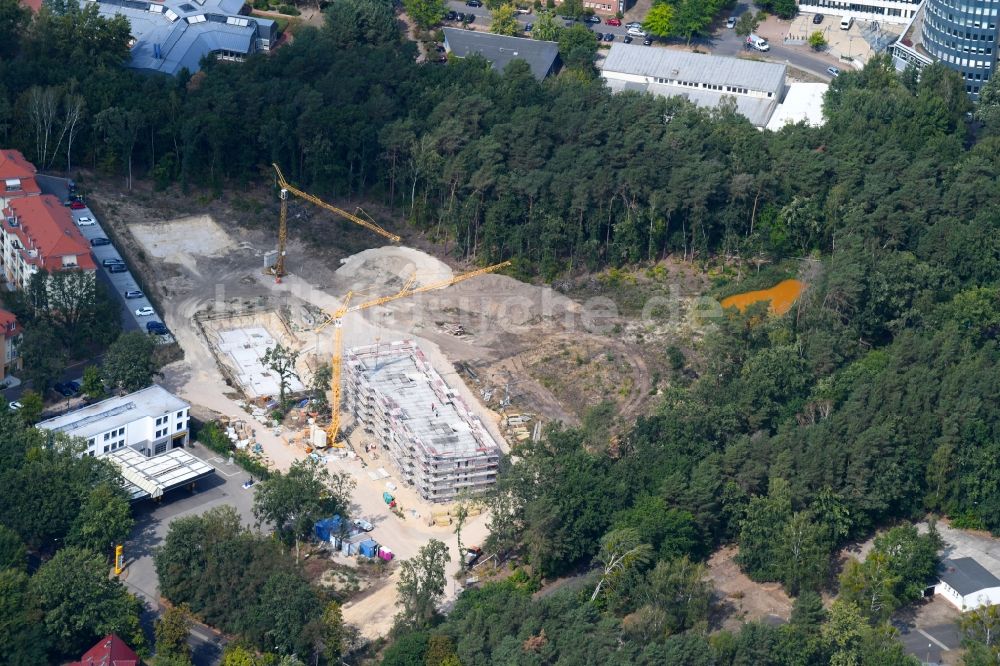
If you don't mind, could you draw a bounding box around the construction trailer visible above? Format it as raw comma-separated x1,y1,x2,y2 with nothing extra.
345,340,501,504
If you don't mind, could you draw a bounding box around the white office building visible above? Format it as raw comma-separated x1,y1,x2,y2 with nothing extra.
797,0,922,25
37,385,191,458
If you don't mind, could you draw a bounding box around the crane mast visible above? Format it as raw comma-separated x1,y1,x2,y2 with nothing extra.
268,163,400,282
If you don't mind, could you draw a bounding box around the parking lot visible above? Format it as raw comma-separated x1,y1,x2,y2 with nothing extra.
123,441,256,665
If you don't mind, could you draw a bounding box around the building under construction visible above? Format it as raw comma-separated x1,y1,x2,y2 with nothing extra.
345,340,500,503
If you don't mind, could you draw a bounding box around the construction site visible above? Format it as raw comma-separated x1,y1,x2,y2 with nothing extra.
346,341,501,503
89,168,704,638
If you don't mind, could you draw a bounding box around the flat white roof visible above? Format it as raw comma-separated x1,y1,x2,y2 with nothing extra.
109,447,214,499
766,82,828,131
37,385,189,440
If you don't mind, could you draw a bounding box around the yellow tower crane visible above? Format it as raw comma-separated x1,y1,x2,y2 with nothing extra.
269,163,401,282
315,260,512,446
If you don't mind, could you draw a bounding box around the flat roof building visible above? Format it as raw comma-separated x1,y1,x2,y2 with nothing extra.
109,447,215,500
601,45,787,128
345,340,501,503
37,384,191,459
443,28,560,80
84,0,277,76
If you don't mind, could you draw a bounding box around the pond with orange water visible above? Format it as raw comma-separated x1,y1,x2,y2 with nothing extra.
720,279,806,316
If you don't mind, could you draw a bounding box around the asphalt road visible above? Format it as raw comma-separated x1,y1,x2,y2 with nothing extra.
442,0,836,80
123,441,258,665
35,173,167,336
896,621,961,665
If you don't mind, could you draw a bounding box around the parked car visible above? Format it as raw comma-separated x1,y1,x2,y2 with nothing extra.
524,22,533,31
626,21,641,28
465,14,474,23
465,0,481,7
90,237,111,246
67,381,81,394
726,16,737,28
147,321,168,335
623,34,632,43
643,37,652,45
69,201,86,210
446,10,456,20
455,12,465,21
353,518,375,532
827,66,841,76
102,258,124,267
109,264,127,274
595,30,602,40
77,216,95,226
54,382,77,397
585,14,601,23
125,289,144,299
464,546,483,567
515,6,531,14
813,12,824,23
8,401,22,411
603,32,614,41
135,306,155,317
626,26,646,37
606,17,621,26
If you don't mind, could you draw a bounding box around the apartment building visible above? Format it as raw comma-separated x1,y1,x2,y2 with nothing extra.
0,149,41,209
345,341,501,504
0,309,22,381
1,194,96,289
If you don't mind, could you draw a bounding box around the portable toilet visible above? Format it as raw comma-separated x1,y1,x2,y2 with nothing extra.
378,546,394,561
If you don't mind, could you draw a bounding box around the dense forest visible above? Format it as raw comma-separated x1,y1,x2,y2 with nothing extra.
4,0,1000,663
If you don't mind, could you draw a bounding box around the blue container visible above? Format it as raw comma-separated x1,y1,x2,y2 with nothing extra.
358,539,379,558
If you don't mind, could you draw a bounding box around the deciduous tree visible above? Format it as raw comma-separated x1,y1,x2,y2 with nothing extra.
262,344,300,406
491,3,521,35
102,331,157,394
402,0,447,29
30,547,145,658
590,527,652,601
66,483,133,557
253,459,354,560
642,2,674,38
395,539,450,629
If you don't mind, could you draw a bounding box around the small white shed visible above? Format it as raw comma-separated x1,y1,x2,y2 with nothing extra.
936,557,1000,611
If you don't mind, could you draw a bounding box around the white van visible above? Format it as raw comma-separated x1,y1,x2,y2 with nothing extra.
840,16,854,30
747,33,770,51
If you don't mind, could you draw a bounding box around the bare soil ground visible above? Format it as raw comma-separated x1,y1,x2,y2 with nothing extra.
707,545,793,631
87,177,709,638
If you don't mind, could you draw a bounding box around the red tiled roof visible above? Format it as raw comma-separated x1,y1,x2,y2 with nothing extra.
69,634,140,666
0,149,41,198
3,195,96,272
0,308,20,339
18,0,42,11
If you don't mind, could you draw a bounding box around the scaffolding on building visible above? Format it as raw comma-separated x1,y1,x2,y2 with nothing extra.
345,340,500,503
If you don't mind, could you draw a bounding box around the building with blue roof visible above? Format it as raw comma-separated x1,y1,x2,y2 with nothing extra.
84,0,277,75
